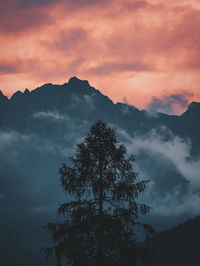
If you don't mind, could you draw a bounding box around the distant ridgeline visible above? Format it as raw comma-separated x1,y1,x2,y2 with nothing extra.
0,76,200,155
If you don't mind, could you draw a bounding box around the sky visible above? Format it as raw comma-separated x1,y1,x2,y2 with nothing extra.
0,0,200,114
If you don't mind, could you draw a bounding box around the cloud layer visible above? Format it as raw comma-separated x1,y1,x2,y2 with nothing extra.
117,127,200,225
0,0,200,113
147,92,193,114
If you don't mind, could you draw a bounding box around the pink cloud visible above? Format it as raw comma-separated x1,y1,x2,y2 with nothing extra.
0,58,40,75
0,1,54,35
0,0,200,113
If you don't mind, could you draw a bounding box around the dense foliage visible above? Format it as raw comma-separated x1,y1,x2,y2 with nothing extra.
43,121,154,265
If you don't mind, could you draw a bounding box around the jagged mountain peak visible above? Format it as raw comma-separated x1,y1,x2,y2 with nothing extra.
24,88,30,95
3,78,200,121
10,90,24,101
67,76,90,87
188,101,200,110
181,101,200,117
0,90,7,98
0,90,9,103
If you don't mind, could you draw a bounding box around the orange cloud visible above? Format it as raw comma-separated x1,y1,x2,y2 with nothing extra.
0,0,200,113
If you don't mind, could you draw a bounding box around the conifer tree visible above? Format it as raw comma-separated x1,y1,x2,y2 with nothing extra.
43,121,154,266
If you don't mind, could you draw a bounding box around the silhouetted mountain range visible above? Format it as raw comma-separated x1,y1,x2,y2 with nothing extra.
1,76,200,155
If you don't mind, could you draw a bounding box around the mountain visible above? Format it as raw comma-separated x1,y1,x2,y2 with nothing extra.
0,76,200,266
0,90,9,104
150,216,200,266
1,76,200,155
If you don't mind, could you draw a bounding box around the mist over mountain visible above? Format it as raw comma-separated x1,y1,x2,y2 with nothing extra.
0,76,200,265
1,77,200,153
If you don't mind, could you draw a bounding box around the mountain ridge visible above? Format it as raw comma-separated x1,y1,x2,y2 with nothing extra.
1,76,199,117
1,77,200,156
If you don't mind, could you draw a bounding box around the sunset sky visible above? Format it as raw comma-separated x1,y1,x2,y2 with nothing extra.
1,0,200,114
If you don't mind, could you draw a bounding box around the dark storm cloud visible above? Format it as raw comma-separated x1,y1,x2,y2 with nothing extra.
148,93,193,114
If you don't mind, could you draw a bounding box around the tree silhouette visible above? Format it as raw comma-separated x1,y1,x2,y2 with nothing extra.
43,121,154,266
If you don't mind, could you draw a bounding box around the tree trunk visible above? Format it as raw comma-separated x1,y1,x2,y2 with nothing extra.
97,160,103,266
